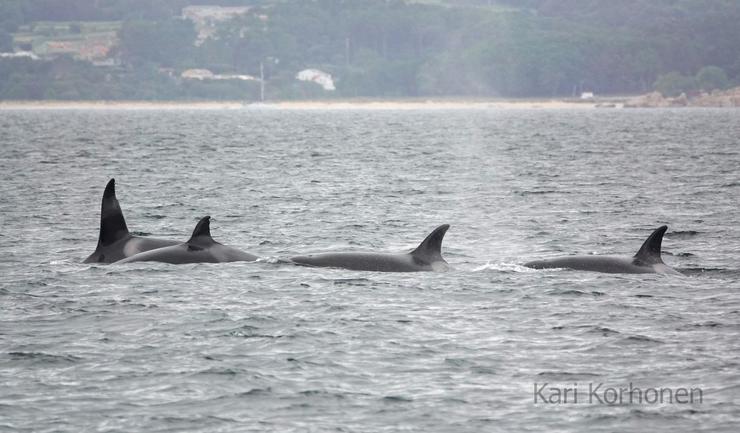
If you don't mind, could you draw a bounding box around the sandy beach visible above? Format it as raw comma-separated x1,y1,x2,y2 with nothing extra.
0,99,605,110
0,100,247,110
266,99,601,110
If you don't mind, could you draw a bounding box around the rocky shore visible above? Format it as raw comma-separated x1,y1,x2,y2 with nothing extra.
626,87,740,108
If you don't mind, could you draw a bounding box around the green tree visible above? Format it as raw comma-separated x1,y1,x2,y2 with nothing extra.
120,18,196,67
0,1,24,32
654,71,697,97
0,30,12,52
695,65,729,92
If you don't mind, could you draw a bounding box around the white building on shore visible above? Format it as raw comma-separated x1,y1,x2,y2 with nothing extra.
296,69,336,91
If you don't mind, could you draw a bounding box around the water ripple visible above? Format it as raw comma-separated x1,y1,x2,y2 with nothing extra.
0,108,737,432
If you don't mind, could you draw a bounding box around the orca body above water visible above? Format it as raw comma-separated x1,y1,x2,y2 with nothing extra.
289,224,450,272
84,179,178,264
83,181,685,275
114,216,258,264
524,225,681,275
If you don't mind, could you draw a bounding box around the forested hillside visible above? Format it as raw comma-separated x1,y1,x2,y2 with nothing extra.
1,0,738,100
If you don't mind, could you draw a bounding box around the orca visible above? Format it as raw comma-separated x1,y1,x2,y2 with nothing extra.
114,216,258,264
289,224,450,272
84,179,178,264
524,225,681,275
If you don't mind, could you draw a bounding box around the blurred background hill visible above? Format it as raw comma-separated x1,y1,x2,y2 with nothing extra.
1,0,738,100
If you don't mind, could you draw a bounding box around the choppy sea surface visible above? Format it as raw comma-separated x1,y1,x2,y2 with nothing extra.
1,107,739,432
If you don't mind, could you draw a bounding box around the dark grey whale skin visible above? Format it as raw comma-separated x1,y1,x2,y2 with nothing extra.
114,216,258,264
525,225,682,275
289,224,450,272
84,179,178,264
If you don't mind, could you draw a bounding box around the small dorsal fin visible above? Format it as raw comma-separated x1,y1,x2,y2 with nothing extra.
634,225,668,264
98,178,130,246
187,216,216,247
410,224,450,260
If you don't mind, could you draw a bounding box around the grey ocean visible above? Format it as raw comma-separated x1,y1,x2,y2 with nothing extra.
1,108,739,432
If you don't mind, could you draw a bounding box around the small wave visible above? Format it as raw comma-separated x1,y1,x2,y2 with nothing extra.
256,256,285,264
49,261,91,274
445,358,472,367
665,251,695,257
627,409,685,420
102,266,175,275
552,325,620,336
341,223,367,229
679,267,740,278
150,414,237,425
194,368,243,376
515,190,564,196
236,388,272,397
669,230,700,239
546,289,604,297
586,326,621,336
298,390,346,399
382,395,413,402
679,321,727,329
224,326,280,339
620,335,664,344
537,371,601,379
331,278,372,286
7,351,82,364
547,289,589,296
472,262,534,272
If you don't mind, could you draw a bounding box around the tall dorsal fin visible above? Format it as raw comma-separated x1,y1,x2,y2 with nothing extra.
634,225,668,264
410,224,450,260
187,216,216,247
97,178,130,246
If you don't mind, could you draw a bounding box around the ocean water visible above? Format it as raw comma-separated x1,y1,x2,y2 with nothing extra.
0,107,739,432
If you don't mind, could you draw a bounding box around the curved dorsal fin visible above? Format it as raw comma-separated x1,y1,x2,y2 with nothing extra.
187,216,216,247
98,178,130,246
410,224,450,261
634,225,668,264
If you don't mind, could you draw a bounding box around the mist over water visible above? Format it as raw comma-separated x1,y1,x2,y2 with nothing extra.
1,108,739,432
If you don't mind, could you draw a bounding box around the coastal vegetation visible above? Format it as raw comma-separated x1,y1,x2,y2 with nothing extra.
1,0,739,100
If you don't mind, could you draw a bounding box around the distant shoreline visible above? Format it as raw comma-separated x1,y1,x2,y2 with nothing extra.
0,99,614,110
3,92,738,110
